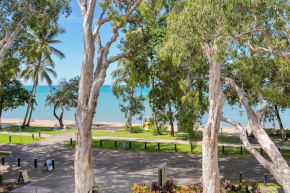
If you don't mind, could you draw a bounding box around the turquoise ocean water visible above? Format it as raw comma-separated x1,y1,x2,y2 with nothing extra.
2,85,290,127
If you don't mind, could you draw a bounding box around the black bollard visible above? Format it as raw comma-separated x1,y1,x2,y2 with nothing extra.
9,135,11,143
240,146,243,155
32,134,34,140
70,138,72,145
260,148,263,155
222,145,225,154
17,157,20,167
115,141,117,148
52,159,55,170
129,141,132,149
39,131,41,138
2,157,4,165
100,140,102,147
34,159,37,168
174,144,177,152
158,143,160,150
264,173,267,186
145,142,147,150
239,172,242,183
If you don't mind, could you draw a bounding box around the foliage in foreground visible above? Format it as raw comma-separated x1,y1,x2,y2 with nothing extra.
131,180,281,193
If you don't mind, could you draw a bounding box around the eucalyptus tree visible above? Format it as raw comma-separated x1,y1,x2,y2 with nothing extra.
164,0,290,191
0,0,71,66
20,24,65,128
46,77,79,129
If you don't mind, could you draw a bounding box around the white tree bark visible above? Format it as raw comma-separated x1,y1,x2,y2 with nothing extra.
0,16,26,66
75,1,141,192
222,77,290,192
201,42,226,193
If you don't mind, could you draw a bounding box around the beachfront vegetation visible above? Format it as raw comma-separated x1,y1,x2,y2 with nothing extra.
20,24,66,128
0,0,71,69
111,63,146,133
0,55,29,126
45,77,79,129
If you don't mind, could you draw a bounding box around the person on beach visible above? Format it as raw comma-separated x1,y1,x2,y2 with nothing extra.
53,124,59,130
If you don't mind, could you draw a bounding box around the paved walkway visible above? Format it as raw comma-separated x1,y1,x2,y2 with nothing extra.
0,132,289,192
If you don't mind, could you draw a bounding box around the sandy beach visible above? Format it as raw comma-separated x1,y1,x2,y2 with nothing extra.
1,118,242,136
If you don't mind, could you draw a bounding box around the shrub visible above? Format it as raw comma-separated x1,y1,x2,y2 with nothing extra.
124,125,144,133
160,126,168,134
132,126,144,133
6,182,14,191
150,125,155,133
150,181,160,191
0,175,3,183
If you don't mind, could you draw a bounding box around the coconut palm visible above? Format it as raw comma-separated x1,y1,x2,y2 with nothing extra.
20,23,65,128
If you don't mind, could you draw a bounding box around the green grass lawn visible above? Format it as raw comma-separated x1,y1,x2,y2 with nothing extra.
0,134,42,144
91,130,242,144
0,125,75,135
67,139,290,158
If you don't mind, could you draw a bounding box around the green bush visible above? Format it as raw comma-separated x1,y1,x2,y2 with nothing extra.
160,126,168,134
150,125,155,133
132,126,143,133
6,182,14,191
124,125,144,133
124,126,129,132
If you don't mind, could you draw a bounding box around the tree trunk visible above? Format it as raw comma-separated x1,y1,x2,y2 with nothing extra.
0,106,2,127
26,102,34,126
22,65,39,128
128,88,133,133
202,43,225,193
274,105,287,141
168,101,174,137
223,77,290,192
53,102,64,129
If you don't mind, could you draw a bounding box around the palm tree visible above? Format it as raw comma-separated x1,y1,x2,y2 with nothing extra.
20,23,65,128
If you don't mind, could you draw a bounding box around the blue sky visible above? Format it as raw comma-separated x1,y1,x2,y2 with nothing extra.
23,1,122,85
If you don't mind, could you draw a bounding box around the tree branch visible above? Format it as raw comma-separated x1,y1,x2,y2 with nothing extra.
93,7,109,49
108,49,133,64
221,115,275,171
77,0,87,16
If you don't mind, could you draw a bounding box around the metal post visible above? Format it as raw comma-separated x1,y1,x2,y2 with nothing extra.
174,144,177,152
34,159,37,168
18,157,20,167
239,172,242,183
145,142,147,150
240,146,243,155
264,173,267,186
2,157,4,165
115,141,117,148
32,134,34,140
129,141,131,149
52,159,55,170
9,135,11,143
158,143,160,150
70,138,72,145
222,145,225,154
100,140,102,147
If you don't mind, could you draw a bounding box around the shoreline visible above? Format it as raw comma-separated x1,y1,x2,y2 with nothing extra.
1,118,244,136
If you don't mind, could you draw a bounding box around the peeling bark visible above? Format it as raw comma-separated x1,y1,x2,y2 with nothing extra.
76,1,141,192
201,42,225,193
